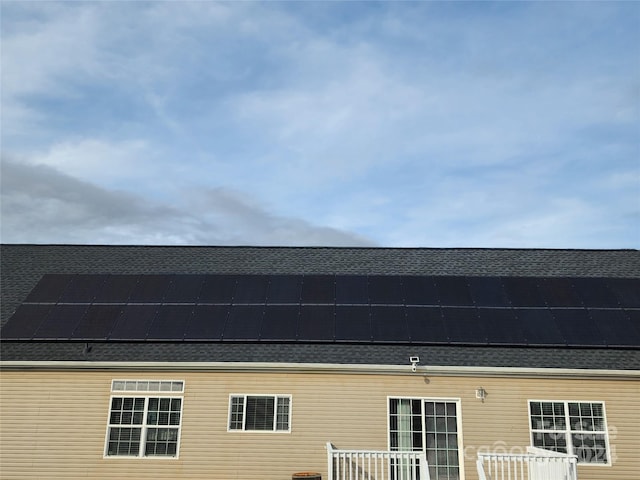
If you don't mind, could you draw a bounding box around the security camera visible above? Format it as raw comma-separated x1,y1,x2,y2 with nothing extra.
409,356,420,372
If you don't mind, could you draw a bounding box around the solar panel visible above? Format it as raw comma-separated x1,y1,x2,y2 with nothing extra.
24,274,74,303
93,275,139,303
60,275,107,303
301,275,335,304
371,306,409,342
197,275,236,303
551,309,605,346
261,305,299,340
441,307,486,344
516,308,566,346
224,305,263,340
479,308,524,345
588,309,640,347
335,305,371,341
405,306,447,343
266,275,302,304
163,275,205,303
183,305,228,340
467,277,510,307
33,304,89,339
298,305,334,341
0,304,54,339
71,304,122,340
335,275,368,304
538,278,582,307
147,305,193,340
109,305,158,340
403,276,439,306
435,277,473,307
368,276,404,305
607,278,640,308
128,275,171,303
233,275,268,304
572,278,620,308
502,277,544,307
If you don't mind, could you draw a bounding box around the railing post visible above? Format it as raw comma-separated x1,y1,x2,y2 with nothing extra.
326,442,334,480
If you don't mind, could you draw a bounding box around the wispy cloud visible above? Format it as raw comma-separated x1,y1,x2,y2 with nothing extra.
1,1,638,247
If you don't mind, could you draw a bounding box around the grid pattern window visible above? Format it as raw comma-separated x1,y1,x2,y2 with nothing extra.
105,380,183,458
529,400,609,464
228,395,291,432
389,398,461,480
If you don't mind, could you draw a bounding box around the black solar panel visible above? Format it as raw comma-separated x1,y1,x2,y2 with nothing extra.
502,277,544,307
128,275,171,303
441,307,487,344
4,273,638,348
163,275,205,303
335,275,368,304
93,275,139,303
371,306,409,342
406,307,447,343
368,276,404,305
34,304,89,339
588,309,640,347
71,304,122,340
0,304,54,339
298,305,334,341
551,309,605,346
199,275,236,303
110,305,158,340
480,308,524,345
468,277,510,307
224,305,263,340
60,275,107,303
183,305,227,340
335,305,371,341
147,305,193,340
233,275,268,304
267,275,302,304
261,305,299,340
403,276,439,306
436,277,473,306
301,275,335,304
607,278,640,308
538,278,583,307
572,278,620,308
24,274,74,303
516,308,566,346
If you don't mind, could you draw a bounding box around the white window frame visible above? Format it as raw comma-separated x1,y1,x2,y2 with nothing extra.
528,399,611,466
388,396,465,480
227,394,292,433
104,380,185,459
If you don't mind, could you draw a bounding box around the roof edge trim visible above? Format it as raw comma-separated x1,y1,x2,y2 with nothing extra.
1,361,639,380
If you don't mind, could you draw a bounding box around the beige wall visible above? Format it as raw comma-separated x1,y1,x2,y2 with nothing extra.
1,368,638,480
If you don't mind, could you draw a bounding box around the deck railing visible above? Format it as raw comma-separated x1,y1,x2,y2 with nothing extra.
477,447,578,480
327,442,430,480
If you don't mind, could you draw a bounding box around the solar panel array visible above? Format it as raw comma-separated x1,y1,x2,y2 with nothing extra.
2,274,639,347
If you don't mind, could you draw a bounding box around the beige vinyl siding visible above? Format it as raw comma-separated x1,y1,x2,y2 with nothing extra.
1,369,638,480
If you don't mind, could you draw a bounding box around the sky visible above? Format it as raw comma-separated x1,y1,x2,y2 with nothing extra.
1,1,639,248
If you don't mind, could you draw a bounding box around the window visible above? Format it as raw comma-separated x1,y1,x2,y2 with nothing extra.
228,395,291,432
389,398,462,480
105,380,184,457
529,400,610,464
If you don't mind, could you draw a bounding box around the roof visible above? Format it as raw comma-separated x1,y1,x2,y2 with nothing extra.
1,244,639,370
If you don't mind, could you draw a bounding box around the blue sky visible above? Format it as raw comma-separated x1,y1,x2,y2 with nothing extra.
1,1,638,248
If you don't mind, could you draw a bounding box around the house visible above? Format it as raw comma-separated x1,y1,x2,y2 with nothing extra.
1,244,639,480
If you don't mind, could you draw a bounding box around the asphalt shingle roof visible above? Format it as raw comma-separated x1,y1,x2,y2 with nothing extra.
2,245,639,369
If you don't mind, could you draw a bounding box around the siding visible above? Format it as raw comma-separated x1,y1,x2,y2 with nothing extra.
1,369,638,480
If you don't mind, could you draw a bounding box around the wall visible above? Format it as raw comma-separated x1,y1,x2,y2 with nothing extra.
0,368,638,479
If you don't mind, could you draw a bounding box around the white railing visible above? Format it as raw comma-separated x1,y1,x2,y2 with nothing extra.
327,442,430,480
477,447,578,480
